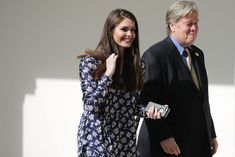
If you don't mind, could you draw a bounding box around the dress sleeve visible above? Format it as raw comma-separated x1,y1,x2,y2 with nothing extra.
135,61,148,117
79,57,112,113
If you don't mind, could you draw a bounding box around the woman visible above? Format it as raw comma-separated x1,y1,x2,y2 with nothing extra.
77,8,160,157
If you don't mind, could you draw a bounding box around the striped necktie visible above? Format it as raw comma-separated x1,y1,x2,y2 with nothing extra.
183,48,200,90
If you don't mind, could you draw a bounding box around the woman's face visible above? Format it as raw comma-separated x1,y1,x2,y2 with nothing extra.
113,18,136,51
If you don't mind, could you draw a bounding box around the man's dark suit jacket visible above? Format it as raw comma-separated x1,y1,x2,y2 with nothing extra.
137,36,216,157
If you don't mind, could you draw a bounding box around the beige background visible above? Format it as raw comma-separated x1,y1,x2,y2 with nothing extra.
0,0,234,157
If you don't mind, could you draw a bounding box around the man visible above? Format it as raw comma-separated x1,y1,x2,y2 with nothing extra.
137,1,218,157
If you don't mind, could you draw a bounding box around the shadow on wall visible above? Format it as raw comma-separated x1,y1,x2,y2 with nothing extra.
0,1,84,156
0,53,81,157
22,79,83,157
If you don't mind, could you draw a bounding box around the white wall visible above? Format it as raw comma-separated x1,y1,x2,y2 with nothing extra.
0,0,234,157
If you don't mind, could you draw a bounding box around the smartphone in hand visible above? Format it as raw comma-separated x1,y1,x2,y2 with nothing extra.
145,101,170,118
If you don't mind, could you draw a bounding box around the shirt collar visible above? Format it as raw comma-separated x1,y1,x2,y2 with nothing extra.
169,35,192,56
169,35,184,56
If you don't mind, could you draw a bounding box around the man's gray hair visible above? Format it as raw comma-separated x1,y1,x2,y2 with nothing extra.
166,1,198,35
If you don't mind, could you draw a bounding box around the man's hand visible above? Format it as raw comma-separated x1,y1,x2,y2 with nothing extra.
211,138,218,155
160,137,181,156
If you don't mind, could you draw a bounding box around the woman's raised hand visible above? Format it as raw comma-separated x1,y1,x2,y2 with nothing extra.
105,53,118,78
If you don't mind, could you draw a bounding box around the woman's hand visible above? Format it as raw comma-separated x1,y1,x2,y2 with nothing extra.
146,105,161,119
105,53,118,78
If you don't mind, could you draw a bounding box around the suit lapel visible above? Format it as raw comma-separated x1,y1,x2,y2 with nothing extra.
165,37,203,97
165,37,192,79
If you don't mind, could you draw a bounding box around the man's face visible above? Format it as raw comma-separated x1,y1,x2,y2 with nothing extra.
170,11,199,47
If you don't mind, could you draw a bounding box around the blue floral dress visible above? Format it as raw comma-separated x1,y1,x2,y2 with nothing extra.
77,57,145,157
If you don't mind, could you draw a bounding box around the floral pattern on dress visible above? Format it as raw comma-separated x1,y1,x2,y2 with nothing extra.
77,57,144,157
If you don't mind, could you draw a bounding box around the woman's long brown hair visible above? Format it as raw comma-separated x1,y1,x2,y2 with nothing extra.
78,8,143,92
